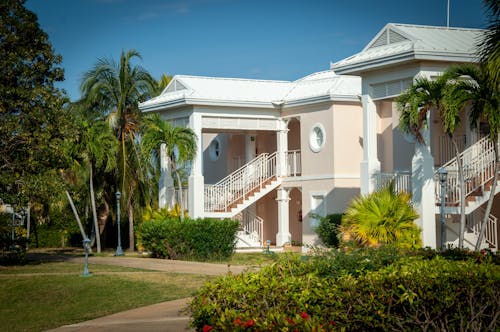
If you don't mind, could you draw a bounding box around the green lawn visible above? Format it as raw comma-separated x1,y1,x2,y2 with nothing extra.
0,262,213,332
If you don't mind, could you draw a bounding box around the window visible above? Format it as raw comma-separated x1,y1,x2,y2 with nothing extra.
310,193,326,228
309,123,326,152
209,137,221,161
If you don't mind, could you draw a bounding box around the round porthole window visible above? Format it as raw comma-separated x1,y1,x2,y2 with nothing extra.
209,138,221,161
309,123,326,153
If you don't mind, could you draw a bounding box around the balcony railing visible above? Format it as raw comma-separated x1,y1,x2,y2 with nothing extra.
376,171,412,194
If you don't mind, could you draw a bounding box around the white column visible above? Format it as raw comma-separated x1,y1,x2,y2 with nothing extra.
276,188,291,246
159,143,175,209
360,94,381,195
277,120,289,177
411,111,437,249
188,112,204,219
245,134,256,162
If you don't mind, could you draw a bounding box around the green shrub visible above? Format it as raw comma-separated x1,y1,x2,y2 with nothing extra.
138,217,239,261
341,183,421,248
314,213,342,248
189,252,500,331
29,223,82,248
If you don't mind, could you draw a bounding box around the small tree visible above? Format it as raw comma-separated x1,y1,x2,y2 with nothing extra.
141,114,197,219
341,183,421,248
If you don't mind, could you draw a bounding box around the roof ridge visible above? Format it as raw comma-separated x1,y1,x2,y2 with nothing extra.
175,74,291,84
391,22,486,32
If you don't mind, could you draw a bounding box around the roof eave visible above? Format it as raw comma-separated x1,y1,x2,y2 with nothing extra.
139,98,188,113
284,94,360,108
333,50,479,75
140,97,277,111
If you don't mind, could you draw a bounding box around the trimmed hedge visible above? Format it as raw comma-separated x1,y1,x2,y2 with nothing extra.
189,250,500,331
138,217,239,261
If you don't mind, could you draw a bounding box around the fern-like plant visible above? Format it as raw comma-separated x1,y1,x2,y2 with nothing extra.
341,183,421,249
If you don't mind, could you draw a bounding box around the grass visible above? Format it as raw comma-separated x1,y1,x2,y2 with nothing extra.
0,262,213,332
91,249,293,266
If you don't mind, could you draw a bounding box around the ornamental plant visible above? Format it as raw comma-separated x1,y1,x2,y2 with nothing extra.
138,217,239,261
189,252,499,331
341,182,421,249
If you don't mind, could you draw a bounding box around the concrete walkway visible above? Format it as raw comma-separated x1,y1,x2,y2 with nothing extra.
40,253,254,332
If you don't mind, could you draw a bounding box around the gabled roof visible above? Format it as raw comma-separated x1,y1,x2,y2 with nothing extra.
139,70,361,112
331,23,486,75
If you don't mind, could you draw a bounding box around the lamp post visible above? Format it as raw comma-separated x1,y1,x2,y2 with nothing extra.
115,191,124,256
82,237,91,276
438,167,448,251
9,207,15,251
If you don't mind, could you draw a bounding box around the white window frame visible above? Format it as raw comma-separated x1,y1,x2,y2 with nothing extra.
310,192,327,229
208,137,222,162
309,123,326,153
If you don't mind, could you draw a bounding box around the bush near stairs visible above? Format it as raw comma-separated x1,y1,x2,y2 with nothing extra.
138,217,239,261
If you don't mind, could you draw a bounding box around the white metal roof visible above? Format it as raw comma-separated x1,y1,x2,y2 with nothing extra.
332,23,486,74
140,70,361,112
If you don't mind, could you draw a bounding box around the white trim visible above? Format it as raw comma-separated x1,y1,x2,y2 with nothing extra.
208,137,222,162
309,123,326,153
310,192,327,229
283,174,359,182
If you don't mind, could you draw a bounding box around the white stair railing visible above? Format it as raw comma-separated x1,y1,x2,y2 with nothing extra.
466,208,498,249
205,152,278,212
235,210,264,246
435,136,499,206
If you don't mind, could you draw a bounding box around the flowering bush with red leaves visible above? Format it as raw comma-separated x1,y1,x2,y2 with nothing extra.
189,252,499,331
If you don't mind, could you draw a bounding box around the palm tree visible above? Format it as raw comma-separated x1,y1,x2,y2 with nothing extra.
341,183,420,248
141,113,197,220
74,120,118,252
80,49,155,251
444,63,500,250
479,0,500,89
397,73,468,248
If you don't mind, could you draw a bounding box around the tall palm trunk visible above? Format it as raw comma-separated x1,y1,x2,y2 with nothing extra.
475,140,499,250
127,194,135,251
89,163,101,252
451,138,466,248
65,190,87,240
170,159,184,220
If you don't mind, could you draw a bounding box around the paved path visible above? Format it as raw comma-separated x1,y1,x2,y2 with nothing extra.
39,254,255,332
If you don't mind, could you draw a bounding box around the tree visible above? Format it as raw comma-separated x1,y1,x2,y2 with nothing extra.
0,0,76,210
70,120,118,252
479,0,500,89
141,114,197,220
341,183,420,248
444,63,499,250
80,50,155,250
152,74,173,97
397,74,468,248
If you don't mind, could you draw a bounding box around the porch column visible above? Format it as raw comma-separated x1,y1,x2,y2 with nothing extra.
188,112,204,219
412,111,437,249
360,94,381,195
276,188,291,246
159,143,175,209
245,134,256,162
277,119,289,177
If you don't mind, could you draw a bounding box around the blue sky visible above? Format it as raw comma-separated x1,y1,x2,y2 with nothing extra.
26,0,488,101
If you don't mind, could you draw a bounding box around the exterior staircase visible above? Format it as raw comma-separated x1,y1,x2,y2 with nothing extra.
204,152,281,218
434,136,499,250
204,150,301,246
234,210,264,248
